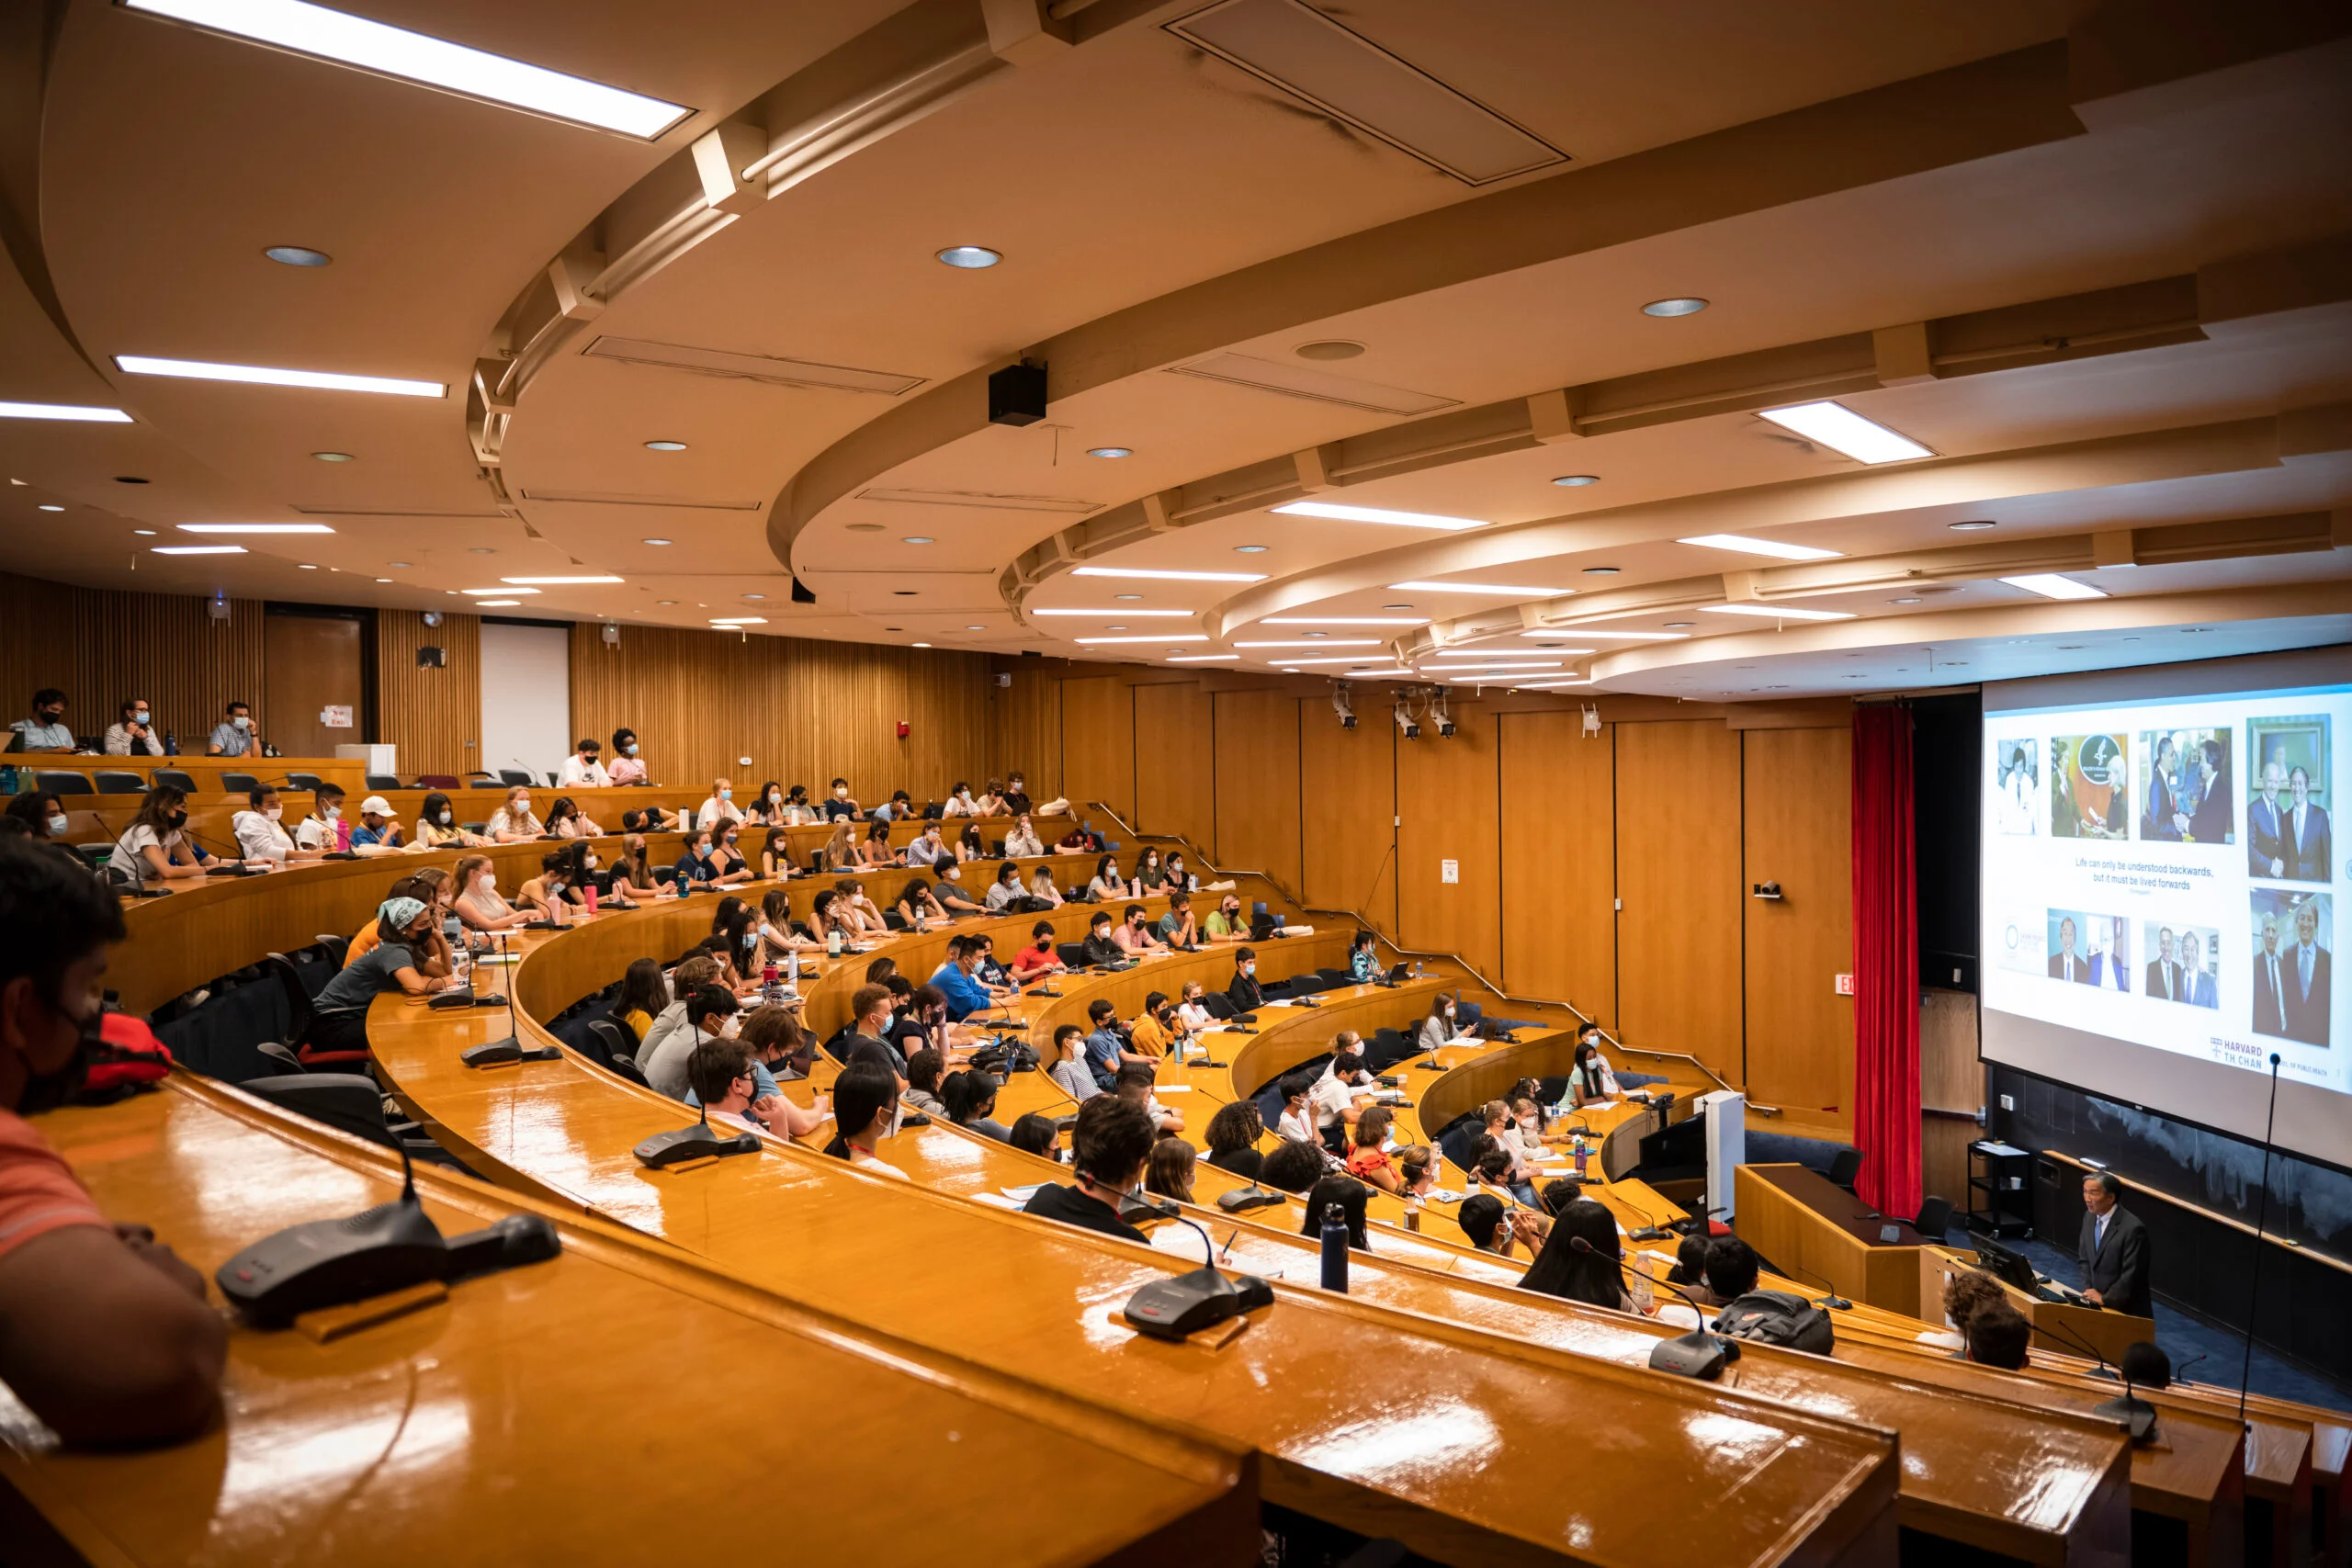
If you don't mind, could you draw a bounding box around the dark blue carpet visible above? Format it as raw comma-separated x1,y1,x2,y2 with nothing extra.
1949,1225,2351,1416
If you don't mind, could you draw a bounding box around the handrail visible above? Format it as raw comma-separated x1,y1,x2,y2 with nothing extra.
1080,801,1736,1099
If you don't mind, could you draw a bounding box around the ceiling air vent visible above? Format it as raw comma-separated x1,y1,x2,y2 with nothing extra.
854,488,1102,514
518,490,763,510
1166,352,1457,415
582,335,924,397
1167,0,1566,186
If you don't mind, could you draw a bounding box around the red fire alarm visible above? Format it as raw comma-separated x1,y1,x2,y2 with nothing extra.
895,720,910,739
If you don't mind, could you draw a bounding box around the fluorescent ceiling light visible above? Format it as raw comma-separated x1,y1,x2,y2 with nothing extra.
1336,669,1417,679
175,523,334,534
1677,532,1842,561
123,0,692,137
1521,630,1684,641
2000,573,2108,601
1700,603,1854,621
1424,659,1565,667
500,575,623,584
152,545,244,555
1073,567,1265,582
1028,608,1193,617
474,599,522,607
1279,656,1396,666
1511,678,1591,688
463,586,537,596
1078,634,1209,644
711,617,766,625
1272,501,1486,531
1260,616,1427,626
1234,638,1381,648
115,355,444,398
0,400,131,423
1166,654,1240,662
1758,400,1933,464
1388,581,1570,596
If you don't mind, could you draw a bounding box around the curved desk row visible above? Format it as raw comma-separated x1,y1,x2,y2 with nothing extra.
5,1073,1256,1567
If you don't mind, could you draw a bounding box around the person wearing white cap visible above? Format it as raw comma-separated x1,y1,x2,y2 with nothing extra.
349,795,405,850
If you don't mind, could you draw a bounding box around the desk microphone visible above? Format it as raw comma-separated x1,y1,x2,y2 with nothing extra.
1778,1258,1853,1311
1570,1235,1741,1381
1216,1178,1286,1213
2033,1314,2160,1442
1609,1188,1678,1244
1120,1194,1274,1341
632,1096,763,1168
461,933,559,1066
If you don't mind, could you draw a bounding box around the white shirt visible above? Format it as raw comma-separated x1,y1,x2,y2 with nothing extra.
1277,1107,1318,1143
557,754,609,787
232,809,296,862
942,794,981,818
110,824,182,888
1176,1000,1211,1031
695,796,746,829
1310,1074,1362,1130
485,807,542,840
295,814,340,852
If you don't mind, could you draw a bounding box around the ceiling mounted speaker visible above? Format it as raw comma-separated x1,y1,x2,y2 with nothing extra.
416,646,447,668
989,362,1047,426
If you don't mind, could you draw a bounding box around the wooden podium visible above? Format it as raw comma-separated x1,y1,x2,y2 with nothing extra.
1919,1246,2154,1367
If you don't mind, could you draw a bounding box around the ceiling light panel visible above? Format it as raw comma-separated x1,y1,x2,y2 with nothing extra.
1077,634,1210,644
116,355,444,398
1389,581,1569,596
1234,639,1382,648
1073,567,1265,582
1758,400,1934,464
1272,501,1486,531
152,545,244,555
501,575,623,584
1166,654,1240,662
464,586,538,596
1520,630,1685,641
0,400,131,422
124,0,693,137
1259,616,1428,626
1165,0,1566,186
1028,608,1194,617
2001,573,2109,601
1677,533,1842,561
176,523,334,534
1700,604,1854,621
583,335,922,395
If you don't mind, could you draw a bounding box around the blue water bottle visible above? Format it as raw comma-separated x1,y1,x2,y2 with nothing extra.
1319,1210,1349,1293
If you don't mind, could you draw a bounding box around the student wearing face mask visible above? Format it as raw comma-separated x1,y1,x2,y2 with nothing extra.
1020,1096,1155,1242
1010,1112,1062,1162
819,777,861,823
754,887,820,964
606,834,671,901
1155,893,1199,950
543,796,604,840
556,738,608,789
204,699,262,758
1416,993,1477,1057
1174,980,1212,1032
306,897,458,1059
931,858,985,916
413,791,485,849
901,821,949,871
1273,1076,1320,1145
10,690,79,754
1009,920,1064,981
1227,947,1265,1011
941,781,981,818
0,840,229,1446
942,1068,1012,1143
452,854,531,932
288,783,346,853
1565,1040,1620,1110
973,778,1009,817
1079,910,1123,967
1001,814,1045,859
695,778,744,832
1203,894,1247,943
708,824,753,886
349,795,406,850
1134,848,1169,892
484,785,541,844
833,877,889,934
870,789,914,824
1026,863,1063,908
640,986,740,1100
109,785,204,889
4,792,72,845
231,784,314,864
515,852,578,926
101,696,164,758
895,876,949,930
823,1062,910,1179
672,829,722,890
345,874,454,976
602,728,647,785
854,819,896,868
1086,853,1126,903
1348,928,1380,984
1114,902,1166,954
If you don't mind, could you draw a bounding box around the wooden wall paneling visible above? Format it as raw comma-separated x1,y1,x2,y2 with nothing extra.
1396,699,1502,978
1498,712,1617,1029
987,661,1063,803
0,571,266,748
374,610,482,778
1742,726,1856,1131
1920,988,1983,1213
1210,689,1302,896
1299,702,1396,934
1057,675,1135,823
1132,681,1214,847
1614,720,1744,1077
566,624,994,802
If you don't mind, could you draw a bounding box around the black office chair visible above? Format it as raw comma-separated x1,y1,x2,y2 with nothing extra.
1914,1195,1954,1241
153,769,197,793
498,769,534,787
1057,942,1088,969
1826,1147,1864,1191
220,772,260,794
237,1074,459,1168
35,771,94,796
464,821,489,836
284,772,323,791
93,770,146,794
465,771,496,784
366,773,401,791
1285,973,1328,998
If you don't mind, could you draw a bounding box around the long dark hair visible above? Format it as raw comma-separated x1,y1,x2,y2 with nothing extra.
420,790,456,829
130,784,187,834
711,896,754,953
942,1068,998,1126
1301,1176,1369,1247
617,957,668,1023
1520,1198,1626,1309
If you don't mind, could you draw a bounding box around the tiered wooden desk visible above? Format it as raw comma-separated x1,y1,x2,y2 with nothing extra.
1,1073,1258,1567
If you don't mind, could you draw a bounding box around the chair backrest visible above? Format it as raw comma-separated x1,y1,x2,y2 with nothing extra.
605,1047,650,1089
579,1017,630,1071
237,1073,398,1151
35,770,94,795
366,773,401,791
259,953,316,1043
1826,1147,1864,1189
466,772,496,782
1202,990,1237,1020
498,769,534,786
153,769,197,792
1914,1195,1954,1240
1285,974,1326,998
310,932,350,970
220,772,260,794
93,770,146,795
285,772,323,791
1056,942,1087,969
417,773,461,790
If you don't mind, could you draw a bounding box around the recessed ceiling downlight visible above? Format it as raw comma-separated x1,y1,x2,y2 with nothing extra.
937,245,1001,269
644,440,686,451
1087,446,1132,458
1294,341,1364,361
311,451,354,461
1552,474,1599,487
1642,298,1709,317
264,245,331,267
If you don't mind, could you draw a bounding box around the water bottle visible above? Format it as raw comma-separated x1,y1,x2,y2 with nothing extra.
164,730,178,755
763,963,781,1006
1319,1210,1349,1292
1573,1134,1589,1178
0,764,15,795
827,927,842,958
787,950,800,986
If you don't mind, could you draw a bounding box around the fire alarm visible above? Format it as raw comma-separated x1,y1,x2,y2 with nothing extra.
896,720,910,739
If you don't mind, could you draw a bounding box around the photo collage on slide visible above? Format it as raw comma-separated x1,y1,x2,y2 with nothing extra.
1985,694,2344,1094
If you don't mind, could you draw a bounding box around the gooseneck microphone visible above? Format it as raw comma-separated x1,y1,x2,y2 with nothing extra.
1778,1258,1853,1312
2239,1052,2283,1432
2034,1314,2160,1442
1569,1234,1741,1380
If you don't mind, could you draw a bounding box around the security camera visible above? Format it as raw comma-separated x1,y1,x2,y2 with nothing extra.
1430,687,1455,739
1332,682,1356,730
1395,705,1419,740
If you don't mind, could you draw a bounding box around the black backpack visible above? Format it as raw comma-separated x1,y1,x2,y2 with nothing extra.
1711,1291,1835,1355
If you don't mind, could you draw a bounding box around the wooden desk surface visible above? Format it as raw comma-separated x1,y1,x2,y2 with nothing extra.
360,908,1905,1566
1,1074,1258,1567
1747,1165,1929,1247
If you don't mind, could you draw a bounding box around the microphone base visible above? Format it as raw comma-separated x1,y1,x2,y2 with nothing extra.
2091,1393,2160,1442
1647,1330,1738,1381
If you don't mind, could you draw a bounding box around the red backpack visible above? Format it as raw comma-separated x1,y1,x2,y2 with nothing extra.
79,1012,175,1103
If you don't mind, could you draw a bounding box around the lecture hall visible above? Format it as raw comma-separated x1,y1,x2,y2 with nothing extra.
1,3,2348,1565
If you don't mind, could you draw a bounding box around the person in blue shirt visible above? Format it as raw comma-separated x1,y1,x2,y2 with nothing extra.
1348,928,1380,983
926,934,997,1022
349,795,404,849
1080,997,1152,1089
673,828,722,889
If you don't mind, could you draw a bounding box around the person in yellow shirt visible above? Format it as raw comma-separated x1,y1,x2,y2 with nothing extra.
1128,991,1172,1059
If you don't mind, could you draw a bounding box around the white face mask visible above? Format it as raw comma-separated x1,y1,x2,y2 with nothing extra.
132,710,150,724
718,787,732,801
476,874,495,894
584,853,599,870
627,743,639,756
944,867,957,880
266,806,283,821
47,813,68,835
322,805,340,820
514,800,531,816
834,786,849,798
232,716,251,730
438,811,453,826
768,791,781,804
1242,963,1255,976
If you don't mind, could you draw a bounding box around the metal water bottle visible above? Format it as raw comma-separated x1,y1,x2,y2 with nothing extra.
1320,1210,1349,1292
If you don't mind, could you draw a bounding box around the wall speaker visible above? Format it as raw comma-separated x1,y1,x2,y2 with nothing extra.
988,361,1047,426
416,646,447,668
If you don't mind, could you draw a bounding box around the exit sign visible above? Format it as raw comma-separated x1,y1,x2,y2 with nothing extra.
1834,973,1855,996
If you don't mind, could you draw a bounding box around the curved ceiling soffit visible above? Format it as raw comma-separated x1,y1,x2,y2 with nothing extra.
466,0,1150,514
772,41,2088,578
0,0,96,373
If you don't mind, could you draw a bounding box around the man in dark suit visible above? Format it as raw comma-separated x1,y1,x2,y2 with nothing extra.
2285,766,2331,883
2078,1171,2150,1317
2249,761,2288,877
2048,917,2094,983
2144,926,2180,1001
2287,898,2332,1047
2180,740,2232,844
2254,911,2293,1039
2143,736,2179,840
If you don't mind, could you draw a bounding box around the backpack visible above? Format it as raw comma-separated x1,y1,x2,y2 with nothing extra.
77,1012,175,1104
1712,1291,1835,1355
968,1037,1039,1075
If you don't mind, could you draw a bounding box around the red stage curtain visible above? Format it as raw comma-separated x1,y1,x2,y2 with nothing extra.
1850,704,1920,1219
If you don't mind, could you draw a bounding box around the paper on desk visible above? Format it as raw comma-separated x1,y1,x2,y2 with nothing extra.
1153,1083,1193,1093
969,1191,1024,1211
1001,1184,1045,1201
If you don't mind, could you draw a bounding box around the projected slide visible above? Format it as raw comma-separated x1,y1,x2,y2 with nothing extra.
1983,685,2347,1107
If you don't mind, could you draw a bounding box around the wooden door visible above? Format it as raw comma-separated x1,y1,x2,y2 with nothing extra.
264,613,364,760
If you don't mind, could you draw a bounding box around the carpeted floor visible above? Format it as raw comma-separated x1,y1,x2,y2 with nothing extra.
1961,1226,2351,1416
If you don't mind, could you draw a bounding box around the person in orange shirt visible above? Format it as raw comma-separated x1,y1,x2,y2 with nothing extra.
0,837,226,1445
1344,1105,1404,1193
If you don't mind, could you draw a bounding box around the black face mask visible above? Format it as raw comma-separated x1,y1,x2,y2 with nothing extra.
166,809,188,830
17,998,102,1116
